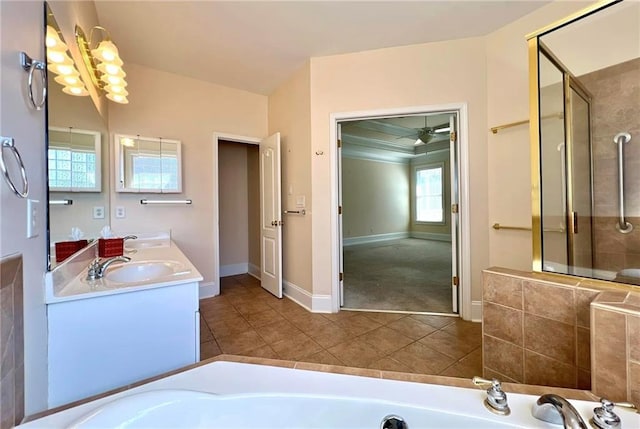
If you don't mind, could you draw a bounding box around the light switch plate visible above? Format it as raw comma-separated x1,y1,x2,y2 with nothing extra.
115,206,126,219
27,199,40,238
296,195,305,208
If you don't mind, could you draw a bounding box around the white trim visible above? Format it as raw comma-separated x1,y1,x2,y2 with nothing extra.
341,147,412,164
248,263,260,279
471,300,482,323
212,132,261,302
199,281,218,299
343,232,409,247
410,232,451,242
283,280,332,313
330,103,472,320
220,263,249,277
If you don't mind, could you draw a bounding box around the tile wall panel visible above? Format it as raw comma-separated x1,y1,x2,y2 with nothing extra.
0,254,24,428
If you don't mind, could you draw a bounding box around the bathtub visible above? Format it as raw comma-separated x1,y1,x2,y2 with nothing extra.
19,361,640,428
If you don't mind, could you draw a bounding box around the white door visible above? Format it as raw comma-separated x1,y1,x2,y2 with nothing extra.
449,115,459,313
337,124,344,306
260,133,283,298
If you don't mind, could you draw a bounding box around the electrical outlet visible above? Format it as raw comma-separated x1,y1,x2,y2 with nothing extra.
115,206,126,219
93,206,105,219
27,199,40,238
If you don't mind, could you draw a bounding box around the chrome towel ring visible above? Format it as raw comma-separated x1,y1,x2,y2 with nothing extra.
0,136,29,198
20,52,47,110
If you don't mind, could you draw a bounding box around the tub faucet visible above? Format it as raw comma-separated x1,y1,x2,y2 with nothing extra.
532,394,588,429
472,376,510,416
86,256,131,280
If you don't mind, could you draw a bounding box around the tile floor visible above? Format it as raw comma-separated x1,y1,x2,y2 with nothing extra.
200,274,482,378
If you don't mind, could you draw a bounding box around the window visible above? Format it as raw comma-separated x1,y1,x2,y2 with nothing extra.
130,154,178,190
416,165,444,223
48,147,97,190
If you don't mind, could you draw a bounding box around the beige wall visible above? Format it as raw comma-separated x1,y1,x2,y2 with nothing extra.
485,1,591,272
0,1,49,414
218,142,249,267
410,150,451,237
342,157,410,239
108,63,268,288
268,63,312,292
247,146,260,270
309,37,488,300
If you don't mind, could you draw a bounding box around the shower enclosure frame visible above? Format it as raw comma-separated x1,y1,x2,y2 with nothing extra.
529,31,597,276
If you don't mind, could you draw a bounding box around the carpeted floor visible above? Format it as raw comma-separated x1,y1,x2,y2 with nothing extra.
342,238,453,313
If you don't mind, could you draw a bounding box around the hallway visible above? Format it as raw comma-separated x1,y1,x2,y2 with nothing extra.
200,274,481,378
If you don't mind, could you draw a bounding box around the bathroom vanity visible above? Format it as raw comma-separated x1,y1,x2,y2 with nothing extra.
44,236,202,408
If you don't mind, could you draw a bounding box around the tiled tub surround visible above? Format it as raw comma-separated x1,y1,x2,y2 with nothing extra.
483,268,600,389
580,58,640,276
0,254,24,429
591,291,640,405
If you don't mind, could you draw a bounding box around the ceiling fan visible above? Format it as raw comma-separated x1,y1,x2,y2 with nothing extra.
398,117,450,145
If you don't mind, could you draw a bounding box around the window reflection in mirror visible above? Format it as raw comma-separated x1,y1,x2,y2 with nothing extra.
115,134,182,193
48,127,101,192
46,3,110,267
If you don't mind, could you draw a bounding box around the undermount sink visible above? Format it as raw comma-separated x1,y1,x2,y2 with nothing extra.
105,260,188,283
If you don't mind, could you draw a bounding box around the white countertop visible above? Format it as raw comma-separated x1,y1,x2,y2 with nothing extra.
45,238,203,304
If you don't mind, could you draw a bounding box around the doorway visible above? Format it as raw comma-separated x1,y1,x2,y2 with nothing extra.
212,132,283,299
331,105,470,317
217,140,261,280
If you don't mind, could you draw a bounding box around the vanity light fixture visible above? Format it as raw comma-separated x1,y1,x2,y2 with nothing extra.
75,25,129,104
46,25,89,97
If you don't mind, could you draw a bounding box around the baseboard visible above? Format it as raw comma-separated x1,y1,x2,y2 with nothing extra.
283,280,332,313
343,232,409,247
471,300,482,322
220,263,248,277
199,281,218,299
248,263,260,280
410,231,452,242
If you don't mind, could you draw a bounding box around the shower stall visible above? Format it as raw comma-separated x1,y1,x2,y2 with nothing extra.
533,1,640,284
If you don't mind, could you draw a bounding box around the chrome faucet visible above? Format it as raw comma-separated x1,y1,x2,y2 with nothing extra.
472,376,510,416
532,394,588,429
86,256,131,280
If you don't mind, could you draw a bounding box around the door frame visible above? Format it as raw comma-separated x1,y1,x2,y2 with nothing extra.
329,103,472,320
211,132,261,296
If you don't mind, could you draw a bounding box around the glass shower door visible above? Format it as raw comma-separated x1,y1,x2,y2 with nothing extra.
566,79,593,276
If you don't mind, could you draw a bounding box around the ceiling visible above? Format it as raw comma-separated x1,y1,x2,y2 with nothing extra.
94,1,551,95
341,113,453,162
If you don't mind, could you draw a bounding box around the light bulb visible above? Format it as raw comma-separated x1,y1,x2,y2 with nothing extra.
103,75,123,85
47,50,67,64
55,74,82,86
120,138,135,147
62,85,89,96
107,93,129,104
97,62,124,76
107,85,128,95
46,26,66,50
91,40,121,64
50,64,75,75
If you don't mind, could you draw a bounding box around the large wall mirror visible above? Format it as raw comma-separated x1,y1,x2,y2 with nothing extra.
530,0,640,285
46,3,110,267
